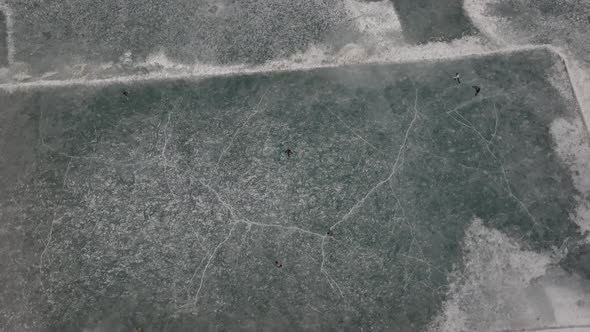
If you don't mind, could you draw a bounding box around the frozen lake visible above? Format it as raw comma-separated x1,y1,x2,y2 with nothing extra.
1,48,588,331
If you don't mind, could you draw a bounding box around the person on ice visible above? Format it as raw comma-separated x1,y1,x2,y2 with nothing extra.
453,73,461,84
472,85,481,96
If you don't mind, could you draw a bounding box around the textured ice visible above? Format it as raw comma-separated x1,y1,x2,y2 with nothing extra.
2,1,590,331
1,48,588,330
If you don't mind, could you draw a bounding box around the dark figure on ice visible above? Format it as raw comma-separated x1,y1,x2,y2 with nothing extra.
284,149,293,158
275,261,283,268
453,73,461,84
472,85,481,96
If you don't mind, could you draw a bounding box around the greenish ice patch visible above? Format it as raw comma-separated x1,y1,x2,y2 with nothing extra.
0,48,586,331
390,0,478,44
0,10,7,67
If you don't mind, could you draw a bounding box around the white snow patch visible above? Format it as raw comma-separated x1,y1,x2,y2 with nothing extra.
335,43,369,64
343,0,404,44
463,0,524,46
429,218,551,332
548,61,577,107
555,48,590,131
550,118,590,235
543,281,590,327
118,51,133,67
141,50,186,70
430,218,590,332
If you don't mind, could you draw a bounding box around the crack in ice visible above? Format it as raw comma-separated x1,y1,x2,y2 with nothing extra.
490,102,499,143
39,159,71,303
192,175,323,238
192,222,237,308
446,107,551,233
326,107,387,157
318,89,420,297
161,110,177,197
329,88,420,232
214,90,268,175
245,220,323,238
188,173,325,308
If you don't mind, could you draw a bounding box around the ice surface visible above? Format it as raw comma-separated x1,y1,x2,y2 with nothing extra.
390,0,478,44
1,1,590,331
0,10,7,67
2,0,355,73
0,48,588,331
